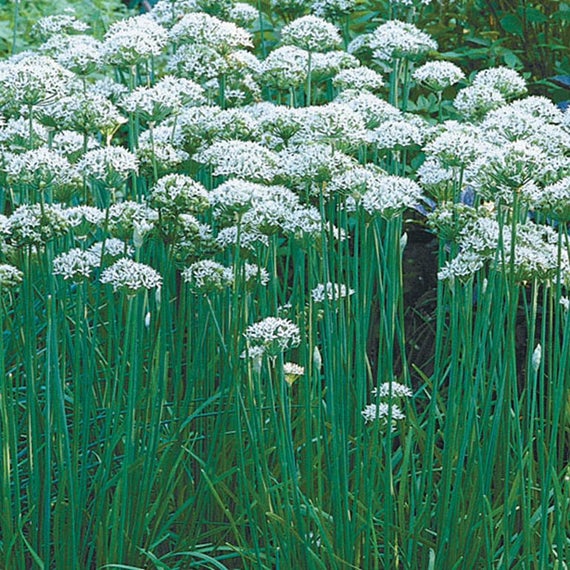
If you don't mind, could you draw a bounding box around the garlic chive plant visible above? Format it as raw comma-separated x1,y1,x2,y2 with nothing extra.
0,1,568,568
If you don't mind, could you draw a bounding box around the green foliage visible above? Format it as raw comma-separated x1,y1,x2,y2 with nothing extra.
0,0,127,56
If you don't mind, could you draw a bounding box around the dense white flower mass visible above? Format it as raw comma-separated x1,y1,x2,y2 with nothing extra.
472,67,526,100
32,13,89,40
194,141,280,182
4,147,77,189
150,174,209,215
41,92,126,135
0,55,74,109
120,76,205,121
40,34,102,75
454,84,505,119
102,15,168,66
292,102,367,147
100,258,162,293
260,46,310,89
280,15,342,52
6,204,71,246
369,118,424,150
413,60,465,91
333,66,384,92
335,90,401,128
367,20,437,62
361,175,423,218
169,13,253,52
278,143,356,190
77,147,139,183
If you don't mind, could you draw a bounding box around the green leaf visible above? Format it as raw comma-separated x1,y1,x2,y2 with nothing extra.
502,50,523,68
500,14,524,36
523,7,548,24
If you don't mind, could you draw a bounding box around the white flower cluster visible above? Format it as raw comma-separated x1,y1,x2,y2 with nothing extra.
0,264,23,288
194,141,279,182
361,381,411,424
361,175,423,218
311,281,354,302
280,15,341,52
311,0,356,19
333,66,384,92
100,258,162,293
413,61,465,91
244,316,301,358
102,15,168,66
53,248,99,281
366,20,437,62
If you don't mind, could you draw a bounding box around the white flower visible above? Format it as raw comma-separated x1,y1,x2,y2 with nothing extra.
280,15,341,52
454,84,505,119
40,34,102,75
244,316,301,356
0,55,74,109
328,163,386,201
311,50,359,77
228,2,259,26
312,0,356,19
424,121,490,168
77,147,139,184
311,282,354,302
215,225,269,250
535,176,570,221
6,204,70,246
361,402,405,423
260,46,309,89
149,0,201,27
108,201,158,242
167,43,228,82
51,131,100,159
278,143,356,190
472,67,526,100
175,106,259,150
88,238,133,260
120,76,205,121
53,248,99,281
100,258,162,293
361,175,423,218
369,118,424,150
41,92,126,135
66,205,106,228
0,117,47,152
169,13,253,52
4,147,77,189
283,361,304,385
413,60,465,91
182,259,233,292
150,174,209,215
372,381,413,398
194,141,279,182
102,14,168,66
368,20,437,62
333,66,384,92
0,264,23,288
466,140,552,203
335,89,401,129
32,13,89,40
